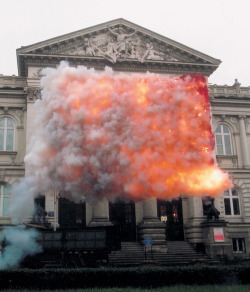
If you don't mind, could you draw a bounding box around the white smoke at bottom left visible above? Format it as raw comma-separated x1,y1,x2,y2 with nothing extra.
0,177,43,269
0,226,42,269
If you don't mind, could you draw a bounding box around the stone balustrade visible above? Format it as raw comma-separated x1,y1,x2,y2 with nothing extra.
209,79,250,98
0,75,26,88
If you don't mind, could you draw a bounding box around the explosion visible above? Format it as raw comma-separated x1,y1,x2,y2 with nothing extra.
25,62,232,202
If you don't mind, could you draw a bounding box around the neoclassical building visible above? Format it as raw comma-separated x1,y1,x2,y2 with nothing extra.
1,19,250,260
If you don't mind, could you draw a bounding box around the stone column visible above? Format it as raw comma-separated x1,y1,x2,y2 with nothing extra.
184,196,205,243
138,197,166,246
89,199,112,227
25,87,41,176
238,115,250,168
143,197,158,219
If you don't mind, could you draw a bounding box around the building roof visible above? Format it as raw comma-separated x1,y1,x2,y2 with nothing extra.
16,18,221,77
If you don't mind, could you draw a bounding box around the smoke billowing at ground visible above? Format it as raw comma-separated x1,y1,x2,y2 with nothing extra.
24,61,232,202
0,227,41,269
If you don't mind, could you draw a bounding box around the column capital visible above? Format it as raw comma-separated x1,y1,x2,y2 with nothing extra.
220,114,226,121
24,87,41,102
238,115,246,120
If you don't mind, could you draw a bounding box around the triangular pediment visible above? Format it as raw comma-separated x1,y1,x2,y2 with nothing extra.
17,18,221,76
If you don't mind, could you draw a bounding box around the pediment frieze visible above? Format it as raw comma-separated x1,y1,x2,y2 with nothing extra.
17,18,221,76
37,27,199,64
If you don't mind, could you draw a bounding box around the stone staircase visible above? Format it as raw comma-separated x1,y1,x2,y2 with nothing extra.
109,241,144,266
148,241,212,265
109,240,216,266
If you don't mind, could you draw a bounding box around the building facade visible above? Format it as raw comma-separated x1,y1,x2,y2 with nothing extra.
1,19,250,260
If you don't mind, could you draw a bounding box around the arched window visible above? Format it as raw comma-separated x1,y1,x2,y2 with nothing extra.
0,184,11,217
0,117,15,151
224,188,240,216
215,124,232,155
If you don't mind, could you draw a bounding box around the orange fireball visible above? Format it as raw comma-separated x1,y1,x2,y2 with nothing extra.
31,64,232,201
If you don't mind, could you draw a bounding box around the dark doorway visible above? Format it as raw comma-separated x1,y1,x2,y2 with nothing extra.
34,194,45,209
33,194,46,224
59,197,86,229
157,198,184,241
109,198,136,241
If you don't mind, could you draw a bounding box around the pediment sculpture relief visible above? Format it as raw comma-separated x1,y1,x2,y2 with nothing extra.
24,87,41,101
32,68,43,78
64,26,179,64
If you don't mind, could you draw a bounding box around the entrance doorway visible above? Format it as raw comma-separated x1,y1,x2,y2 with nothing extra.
109,198,136,241
59,197,86,229
33,194,46,224
157,198,184,241
34,194,45,210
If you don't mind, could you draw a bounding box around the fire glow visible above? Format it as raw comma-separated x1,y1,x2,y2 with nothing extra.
25,62,232,201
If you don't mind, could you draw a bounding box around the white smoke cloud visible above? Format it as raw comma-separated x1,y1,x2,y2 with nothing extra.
0,62,233,269
21,61,231,201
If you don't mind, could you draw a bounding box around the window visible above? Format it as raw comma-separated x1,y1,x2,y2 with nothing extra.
215,124,232,155
233,238,245,253
0,185,11,217
0,118,15,151
224,188,240,216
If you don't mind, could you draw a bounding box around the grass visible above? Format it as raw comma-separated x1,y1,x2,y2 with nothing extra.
3,286,250,292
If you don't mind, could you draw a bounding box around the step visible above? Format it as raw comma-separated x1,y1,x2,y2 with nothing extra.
109,240,214,267
110,254,144,258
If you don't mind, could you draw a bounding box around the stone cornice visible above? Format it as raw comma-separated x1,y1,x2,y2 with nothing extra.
0,91,25,98
212,113,250,118
221,169,250,174
19,52,217,66
210,100,250,108
19,54,217,77
0,105,26,111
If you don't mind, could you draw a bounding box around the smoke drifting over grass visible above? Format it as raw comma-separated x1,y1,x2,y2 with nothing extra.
24,61,231,202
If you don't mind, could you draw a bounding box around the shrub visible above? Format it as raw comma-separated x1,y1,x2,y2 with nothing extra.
0,265,250,289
